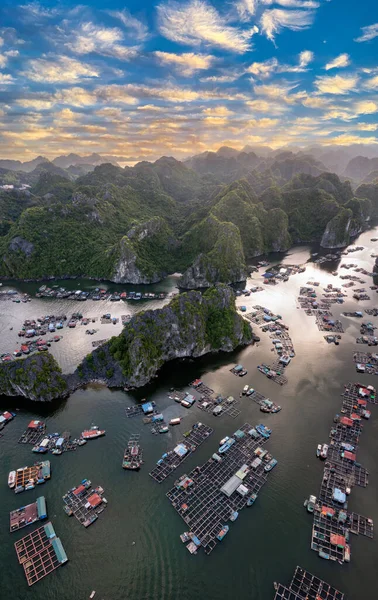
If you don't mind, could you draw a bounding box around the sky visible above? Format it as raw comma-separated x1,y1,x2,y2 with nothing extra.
0,0,378,161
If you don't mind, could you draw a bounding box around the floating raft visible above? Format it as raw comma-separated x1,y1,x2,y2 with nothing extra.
273,565,345,599
125,401,159,418
190,380,241,418
63,479,107,527
123,434,143,470
18,420,46,445
166,423,276,555
257,364,288,386
13,460,51,493
10,496,47,532
149,422,213,483
310,382,375,564
14,522,67,587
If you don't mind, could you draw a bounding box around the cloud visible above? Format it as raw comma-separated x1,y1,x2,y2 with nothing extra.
354,23,378,43
16,98,54,110
355,123,378,132
254,82,298,98
64,22,139,61
298,50,314,68
247,58,278,78
323,134,378,146
0,55,7,68
54,87,98,107
200,72,241,83
236,0,258,20
203,105,233,116
107,9,149,41
354,100,378,114
365,75,378,89
314,74,359,95
260,8,315,42
324,53,350,70
19,2,59,21
261,0,319,6
157,0,258,53
154,51,215,76
301,95,331,108
21,56,100,83
0,73,14,84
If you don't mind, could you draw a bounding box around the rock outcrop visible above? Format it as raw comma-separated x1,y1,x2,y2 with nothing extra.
179,219,247,289
0,353,68,401
76,285,253,389
321,208,353,248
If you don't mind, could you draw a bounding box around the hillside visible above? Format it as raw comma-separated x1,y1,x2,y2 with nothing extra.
76,284,252,389
1,149,378,287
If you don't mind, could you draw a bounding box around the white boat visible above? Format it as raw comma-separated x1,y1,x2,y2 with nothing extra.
8,470,16,489
242,385,249,394
89,592,96,599
316,444,322,457
320,444,329,459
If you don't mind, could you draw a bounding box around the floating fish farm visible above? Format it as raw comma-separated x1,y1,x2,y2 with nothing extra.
63,479,107,527
273,566,345,600
149,422,213,483
309,382,375,563
14,522,67,587
166,422,277,555
18,420,46,445
10,496,47,532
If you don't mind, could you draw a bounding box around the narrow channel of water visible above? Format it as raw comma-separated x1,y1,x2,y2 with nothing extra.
0,228,377,600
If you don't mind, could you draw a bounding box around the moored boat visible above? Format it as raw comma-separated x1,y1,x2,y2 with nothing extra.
264,458,277,472
8,470,16,489
320,444,329,459
247,493,257,506
316,444,322,457
216,525,229,541
123,435,143,470
81,426,105,440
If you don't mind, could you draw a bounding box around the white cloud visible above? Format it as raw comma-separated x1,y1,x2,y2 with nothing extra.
355,123,378,132
247,58,278,78
354,100,378,114
107,9,149,41
0,55,7,68
0,73,14,84
16,98,54,110
19,2,58,19
200,72,241,82
354,23,378,43
236,0,258,20
324,53,350,70
365,75,378,89
254,82,298,98
22,56,100,83
261,0,319,6
298,50,314,68
314,74,359,95
154,51,215,76
157,0,259,53
260,8,315,42
64,22,139,61
4,50,19,57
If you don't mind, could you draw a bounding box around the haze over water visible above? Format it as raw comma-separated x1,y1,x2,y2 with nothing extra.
1,226,378,600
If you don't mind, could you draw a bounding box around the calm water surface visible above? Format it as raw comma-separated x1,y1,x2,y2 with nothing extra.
1,230,378,600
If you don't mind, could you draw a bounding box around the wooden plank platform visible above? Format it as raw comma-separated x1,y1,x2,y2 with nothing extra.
274,565,345,600
149,423,213,483
166,423,276,555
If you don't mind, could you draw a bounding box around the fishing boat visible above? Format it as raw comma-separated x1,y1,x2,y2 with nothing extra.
316,444,322,457
320,444,329,459
304,494,317,513
242,384,249,394
123,435,143,470
256,423,272,438
89,592,96,599
169,417,181,425
230,511,239,522
264,458,277,472
81,425,105,440
216,525,229,541
8,470,16,489
180,532,190,543
78,439,87,446
247,493,257,506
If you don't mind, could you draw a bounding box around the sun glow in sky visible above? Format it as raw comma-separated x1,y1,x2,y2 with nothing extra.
0,0,378,160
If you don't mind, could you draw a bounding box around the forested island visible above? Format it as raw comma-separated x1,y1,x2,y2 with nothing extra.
1,147,378,289
0,284,252,401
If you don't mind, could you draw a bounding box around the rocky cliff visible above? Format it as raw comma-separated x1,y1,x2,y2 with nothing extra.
179,219,247,289
320,208,353,248
76,285,253,389
0,353,68,401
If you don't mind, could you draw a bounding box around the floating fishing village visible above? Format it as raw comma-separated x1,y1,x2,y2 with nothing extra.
1,231,378,599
